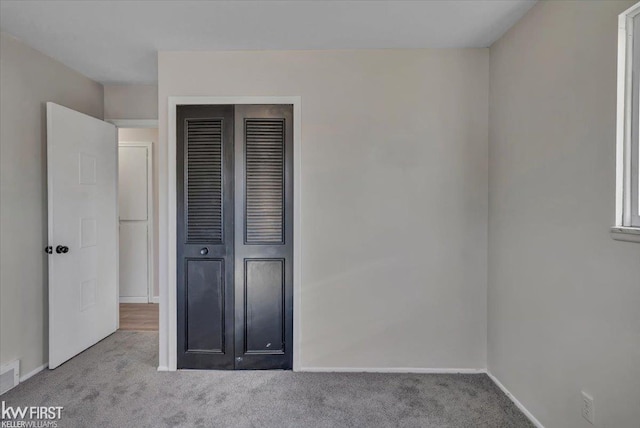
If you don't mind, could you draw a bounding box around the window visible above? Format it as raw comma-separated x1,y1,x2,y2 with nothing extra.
614,2,640,241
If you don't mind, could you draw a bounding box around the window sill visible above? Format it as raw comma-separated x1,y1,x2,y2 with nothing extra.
610,227,640,243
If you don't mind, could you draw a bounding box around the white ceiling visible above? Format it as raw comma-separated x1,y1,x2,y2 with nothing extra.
0,0,536,84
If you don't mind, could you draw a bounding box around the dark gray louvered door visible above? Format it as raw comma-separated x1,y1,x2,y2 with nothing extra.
177,104,293,370
177,105,235,369
234,105,293,369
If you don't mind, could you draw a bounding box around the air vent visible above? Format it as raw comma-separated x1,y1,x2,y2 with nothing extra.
245,119,285,244
0,360,20,395
186,118,223,243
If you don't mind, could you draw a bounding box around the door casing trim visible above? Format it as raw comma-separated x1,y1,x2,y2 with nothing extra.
162,96,302,372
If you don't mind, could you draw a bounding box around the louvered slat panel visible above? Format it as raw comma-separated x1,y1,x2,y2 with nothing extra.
186,119,223,243
245,119,285,244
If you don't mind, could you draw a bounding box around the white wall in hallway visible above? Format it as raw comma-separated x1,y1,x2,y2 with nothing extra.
488,1,640,427
158,49,490,369
0,32,104,376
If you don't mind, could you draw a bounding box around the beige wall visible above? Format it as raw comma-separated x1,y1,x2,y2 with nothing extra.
159,49,490,369
118,127,159,299
104,84,157,120
488,1,640,427
0,32,104,375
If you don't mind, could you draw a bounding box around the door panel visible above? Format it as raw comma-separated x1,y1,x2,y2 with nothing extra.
234,105,293,370
186,259,225,353
47,102,118,369
118,146,148,221
119,222,148,299
185,118,224,243
244,119,286,244
244,259,285,355
177,105,235,369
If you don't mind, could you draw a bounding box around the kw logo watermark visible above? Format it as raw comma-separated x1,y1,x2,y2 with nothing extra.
1,401,63,428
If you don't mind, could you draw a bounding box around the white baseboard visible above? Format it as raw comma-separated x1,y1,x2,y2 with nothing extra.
157,366,169,372
19,363,48,383
119,297,150,304
299,367,486,374
486,371,544,428
120,296,159,304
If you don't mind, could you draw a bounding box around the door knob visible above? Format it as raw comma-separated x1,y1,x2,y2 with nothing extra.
45,246,53,254
200,247,209,255
56,245,69,254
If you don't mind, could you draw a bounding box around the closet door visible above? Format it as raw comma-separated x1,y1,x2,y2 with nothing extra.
234,105,294,370
118,144,150,303
177,105,235,369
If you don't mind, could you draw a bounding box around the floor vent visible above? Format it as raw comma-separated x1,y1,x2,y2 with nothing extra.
0,360,20,395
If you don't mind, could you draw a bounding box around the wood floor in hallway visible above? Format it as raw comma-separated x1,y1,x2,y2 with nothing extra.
119,303,158,331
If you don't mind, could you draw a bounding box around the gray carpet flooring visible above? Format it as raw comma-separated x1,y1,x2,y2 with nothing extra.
2,331,533,427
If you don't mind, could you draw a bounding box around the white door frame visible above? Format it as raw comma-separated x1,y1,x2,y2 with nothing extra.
118,141,154,303
161,96,302,372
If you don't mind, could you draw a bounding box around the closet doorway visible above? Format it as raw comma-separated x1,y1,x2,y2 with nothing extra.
176,105,293,370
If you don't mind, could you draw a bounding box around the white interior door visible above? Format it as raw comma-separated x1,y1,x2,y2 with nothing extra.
118,144,151,302
47,102,118,369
